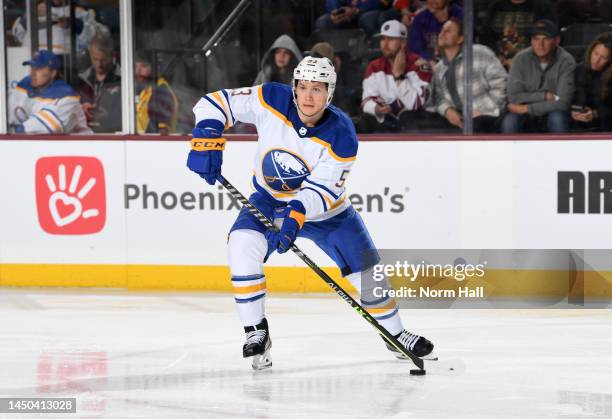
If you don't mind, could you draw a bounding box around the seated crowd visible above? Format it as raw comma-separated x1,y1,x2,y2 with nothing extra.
7,0,612,134
318,0,612,133
269,0,612,134
8,0,177,135
8,32,178,135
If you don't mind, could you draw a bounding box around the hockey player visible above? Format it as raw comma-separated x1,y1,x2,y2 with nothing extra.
187,56,434,369
9,50,92,134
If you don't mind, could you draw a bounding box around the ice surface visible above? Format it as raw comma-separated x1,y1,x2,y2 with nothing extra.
0,289,610,418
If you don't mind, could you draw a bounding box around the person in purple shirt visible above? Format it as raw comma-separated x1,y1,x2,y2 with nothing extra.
409,0,463,61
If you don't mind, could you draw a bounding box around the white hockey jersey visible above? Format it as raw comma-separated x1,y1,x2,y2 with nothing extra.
192,82,358,222
361,52,432,122
9,76,92,134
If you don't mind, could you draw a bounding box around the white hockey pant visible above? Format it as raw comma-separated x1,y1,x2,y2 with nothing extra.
228,229,404,335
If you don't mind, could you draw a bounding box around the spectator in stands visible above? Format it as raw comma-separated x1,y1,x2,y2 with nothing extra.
316,0,401,38
309,42,355,113
74,33,122,133
11,0,109,57
502,20,576,133
409,0,463,62
311,42,340,73
8,50,91,134
393,0,425,27
359,20,433,132
572,33,612,132
134,51,179,135
481,0,556,69
253,35,303,85
432,18,508,132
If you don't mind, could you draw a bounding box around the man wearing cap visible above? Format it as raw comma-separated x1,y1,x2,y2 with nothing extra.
360,20,433,132
482,0,557,69
502,19,576,133
8,50,91,134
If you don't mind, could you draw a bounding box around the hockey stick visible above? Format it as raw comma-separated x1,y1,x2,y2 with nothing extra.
217,175,424,370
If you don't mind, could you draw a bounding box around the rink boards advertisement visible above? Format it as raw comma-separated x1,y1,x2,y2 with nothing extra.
0,138,611,294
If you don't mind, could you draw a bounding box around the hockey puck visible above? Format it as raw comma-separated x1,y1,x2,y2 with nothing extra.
410,369,426,376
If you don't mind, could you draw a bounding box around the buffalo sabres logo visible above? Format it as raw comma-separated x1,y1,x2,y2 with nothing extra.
262,149,310,191
299,127,307,136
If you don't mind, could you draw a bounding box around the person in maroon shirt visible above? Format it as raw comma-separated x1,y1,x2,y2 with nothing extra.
359,20,435,132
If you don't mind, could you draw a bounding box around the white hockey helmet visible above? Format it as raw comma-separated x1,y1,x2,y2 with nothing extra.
292,56,337,106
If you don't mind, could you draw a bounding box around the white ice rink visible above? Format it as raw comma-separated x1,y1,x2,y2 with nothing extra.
0,289,611,418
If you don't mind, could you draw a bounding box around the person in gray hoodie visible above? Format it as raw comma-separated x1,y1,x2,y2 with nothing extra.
502,19,576,133
253,35,303,86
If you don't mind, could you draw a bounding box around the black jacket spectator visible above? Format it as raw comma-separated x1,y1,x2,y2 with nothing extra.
572,34,612,131
74,33,122,133
75,64,122,133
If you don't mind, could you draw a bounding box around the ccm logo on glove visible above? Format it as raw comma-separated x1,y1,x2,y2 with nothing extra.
191,138,226,151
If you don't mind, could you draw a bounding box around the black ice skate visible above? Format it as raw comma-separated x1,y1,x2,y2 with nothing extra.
385,330,437,360
243,318,272,370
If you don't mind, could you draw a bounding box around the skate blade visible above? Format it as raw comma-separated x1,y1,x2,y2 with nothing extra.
251,349,272,370
393,351,438,361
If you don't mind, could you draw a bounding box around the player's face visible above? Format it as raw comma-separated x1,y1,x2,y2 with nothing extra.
531,35,558,58
380,36,404,59
274,48,292,69
438,20,463,48
89,46,114,76
30,66,56,89
590,43,611,72
295,80,328,119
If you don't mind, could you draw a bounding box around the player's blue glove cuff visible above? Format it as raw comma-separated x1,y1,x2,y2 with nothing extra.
187,136,226,186
187,121,225,185
265,200,306,254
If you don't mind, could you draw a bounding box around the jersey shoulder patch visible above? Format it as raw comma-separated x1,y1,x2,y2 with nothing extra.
322,106,358,160
260,82,292,115
43,80,78,99
17,78,78,99
16,76,34,94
